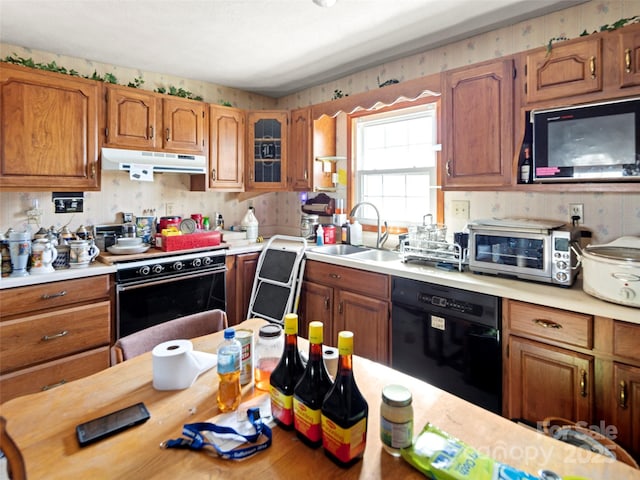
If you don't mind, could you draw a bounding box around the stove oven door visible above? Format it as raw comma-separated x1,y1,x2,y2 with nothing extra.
116,269,225,338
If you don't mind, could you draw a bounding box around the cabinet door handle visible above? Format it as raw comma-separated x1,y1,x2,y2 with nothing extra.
41,290,67,300
338,301,343,314
42,330,69,341
619,380,627,408
324,297,330,310
446,159,452,177
580,369,587,397
589,56,596,79
166,128,170,142
533,319,562,329
304,169,308,180
42,379,67,391
625,48,632,73
329,273,341,279
211,168,216,181
150,125,154,139
90,162,96,179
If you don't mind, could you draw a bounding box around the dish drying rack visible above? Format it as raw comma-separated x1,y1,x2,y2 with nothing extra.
400,215,468,271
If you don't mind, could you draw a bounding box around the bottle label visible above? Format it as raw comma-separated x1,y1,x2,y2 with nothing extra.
321,416,367,462
270,386,294,426
380,416,413,449
217,351,240,374
293,398,322,442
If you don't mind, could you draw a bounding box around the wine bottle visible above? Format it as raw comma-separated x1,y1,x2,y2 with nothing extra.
293,321,333,448
270,313,305,429
321,331,368,467
519,144,532,184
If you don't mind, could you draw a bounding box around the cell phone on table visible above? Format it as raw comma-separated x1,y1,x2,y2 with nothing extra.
76,402,150,447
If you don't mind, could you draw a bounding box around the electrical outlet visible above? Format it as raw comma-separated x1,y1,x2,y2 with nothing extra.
166,202,175,216
569,203,584,224
452,200,470,220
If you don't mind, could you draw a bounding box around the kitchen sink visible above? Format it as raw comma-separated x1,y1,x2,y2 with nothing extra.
308,244,400,262
309,244,369,256
347,249,400,262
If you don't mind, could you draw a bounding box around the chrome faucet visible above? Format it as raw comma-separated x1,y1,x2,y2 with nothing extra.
349,201,388,249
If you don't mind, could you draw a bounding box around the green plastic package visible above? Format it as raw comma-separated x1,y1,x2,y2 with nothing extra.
401,423,540,480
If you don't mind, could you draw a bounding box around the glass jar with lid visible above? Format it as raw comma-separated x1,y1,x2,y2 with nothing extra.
380,384,413,456
254,324,284,391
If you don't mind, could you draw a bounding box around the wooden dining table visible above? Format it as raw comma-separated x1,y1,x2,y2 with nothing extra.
1,318,638,479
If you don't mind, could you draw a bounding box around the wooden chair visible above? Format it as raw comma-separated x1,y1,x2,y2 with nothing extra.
111,309,228,364
0,416,26,480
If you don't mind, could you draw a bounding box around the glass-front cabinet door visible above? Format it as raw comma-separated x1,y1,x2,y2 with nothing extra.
246,111,288,191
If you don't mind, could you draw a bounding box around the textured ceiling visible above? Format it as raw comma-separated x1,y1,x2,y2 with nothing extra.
0,0,585,97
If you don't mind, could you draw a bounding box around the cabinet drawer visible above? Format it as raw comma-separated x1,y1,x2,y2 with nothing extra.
0,301,111,373
0,347,110,404
0,275,110,318
305,261,389,299
613,321,640,362
506,300,593,349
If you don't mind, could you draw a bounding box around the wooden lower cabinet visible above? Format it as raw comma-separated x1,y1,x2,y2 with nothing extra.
300,260,390,364
0,347,110,401
225,252,260,325
506,336,594,423
611,363,640,458
0,275,112,403
504,299,640,462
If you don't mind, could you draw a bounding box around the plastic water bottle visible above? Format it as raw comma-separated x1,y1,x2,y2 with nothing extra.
217,328,242,412
350,220,363,246
241,207,259,242
316,224,324,246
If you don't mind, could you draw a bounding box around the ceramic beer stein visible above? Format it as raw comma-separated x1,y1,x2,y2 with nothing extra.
68,239,99,268
8,231,31,277
30,238,58,275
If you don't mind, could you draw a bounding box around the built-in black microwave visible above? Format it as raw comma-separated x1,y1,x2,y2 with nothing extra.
531,96,640,182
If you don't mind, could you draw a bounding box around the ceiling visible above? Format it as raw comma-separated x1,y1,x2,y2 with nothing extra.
0,0,585,98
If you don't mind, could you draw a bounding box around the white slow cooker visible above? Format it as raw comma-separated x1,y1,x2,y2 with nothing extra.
581,236,640,308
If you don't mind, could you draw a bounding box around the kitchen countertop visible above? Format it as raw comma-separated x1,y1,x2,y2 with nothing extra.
303,248,640,324
0,262,116,289
2,236,637,324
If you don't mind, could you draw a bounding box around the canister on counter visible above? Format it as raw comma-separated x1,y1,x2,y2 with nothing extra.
235,328,254,385
380,384,413,456
323,224,336,244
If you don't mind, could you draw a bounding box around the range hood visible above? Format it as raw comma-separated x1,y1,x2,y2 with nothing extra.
101,148,207,174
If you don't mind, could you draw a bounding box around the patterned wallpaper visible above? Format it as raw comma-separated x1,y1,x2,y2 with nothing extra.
1,0,639,246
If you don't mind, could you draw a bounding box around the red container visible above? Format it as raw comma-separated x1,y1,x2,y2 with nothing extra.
323,225,336,244
155,231,221,251
190,214,203,229
158,216,181,232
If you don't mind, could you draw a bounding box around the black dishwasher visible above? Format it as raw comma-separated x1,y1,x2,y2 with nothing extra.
391,277,502,414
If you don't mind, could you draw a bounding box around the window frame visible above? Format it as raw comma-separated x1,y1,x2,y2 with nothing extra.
346,96,443,232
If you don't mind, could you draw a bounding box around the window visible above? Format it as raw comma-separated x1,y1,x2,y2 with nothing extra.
352,102,439,227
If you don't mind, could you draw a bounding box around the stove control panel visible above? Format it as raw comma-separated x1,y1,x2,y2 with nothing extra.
116,250,226,284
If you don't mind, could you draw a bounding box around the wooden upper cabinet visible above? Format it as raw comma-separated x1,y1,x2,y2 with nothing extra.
246,111,288,191
619,23,640,88
289,107,313,191
209,105,245,191
162,97,206,154
525,36,602,103
105,85,159,149
104,85,206,155
0,64,100,191
442,59,514,188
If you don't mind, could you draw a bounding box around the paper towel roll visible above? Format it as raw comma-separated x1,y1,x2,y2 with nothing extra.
152,339,217,390
322,345,339,379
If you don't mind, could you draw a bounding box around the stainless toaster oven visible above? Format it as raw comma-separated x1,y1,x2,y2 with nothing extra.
468,218,580,287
